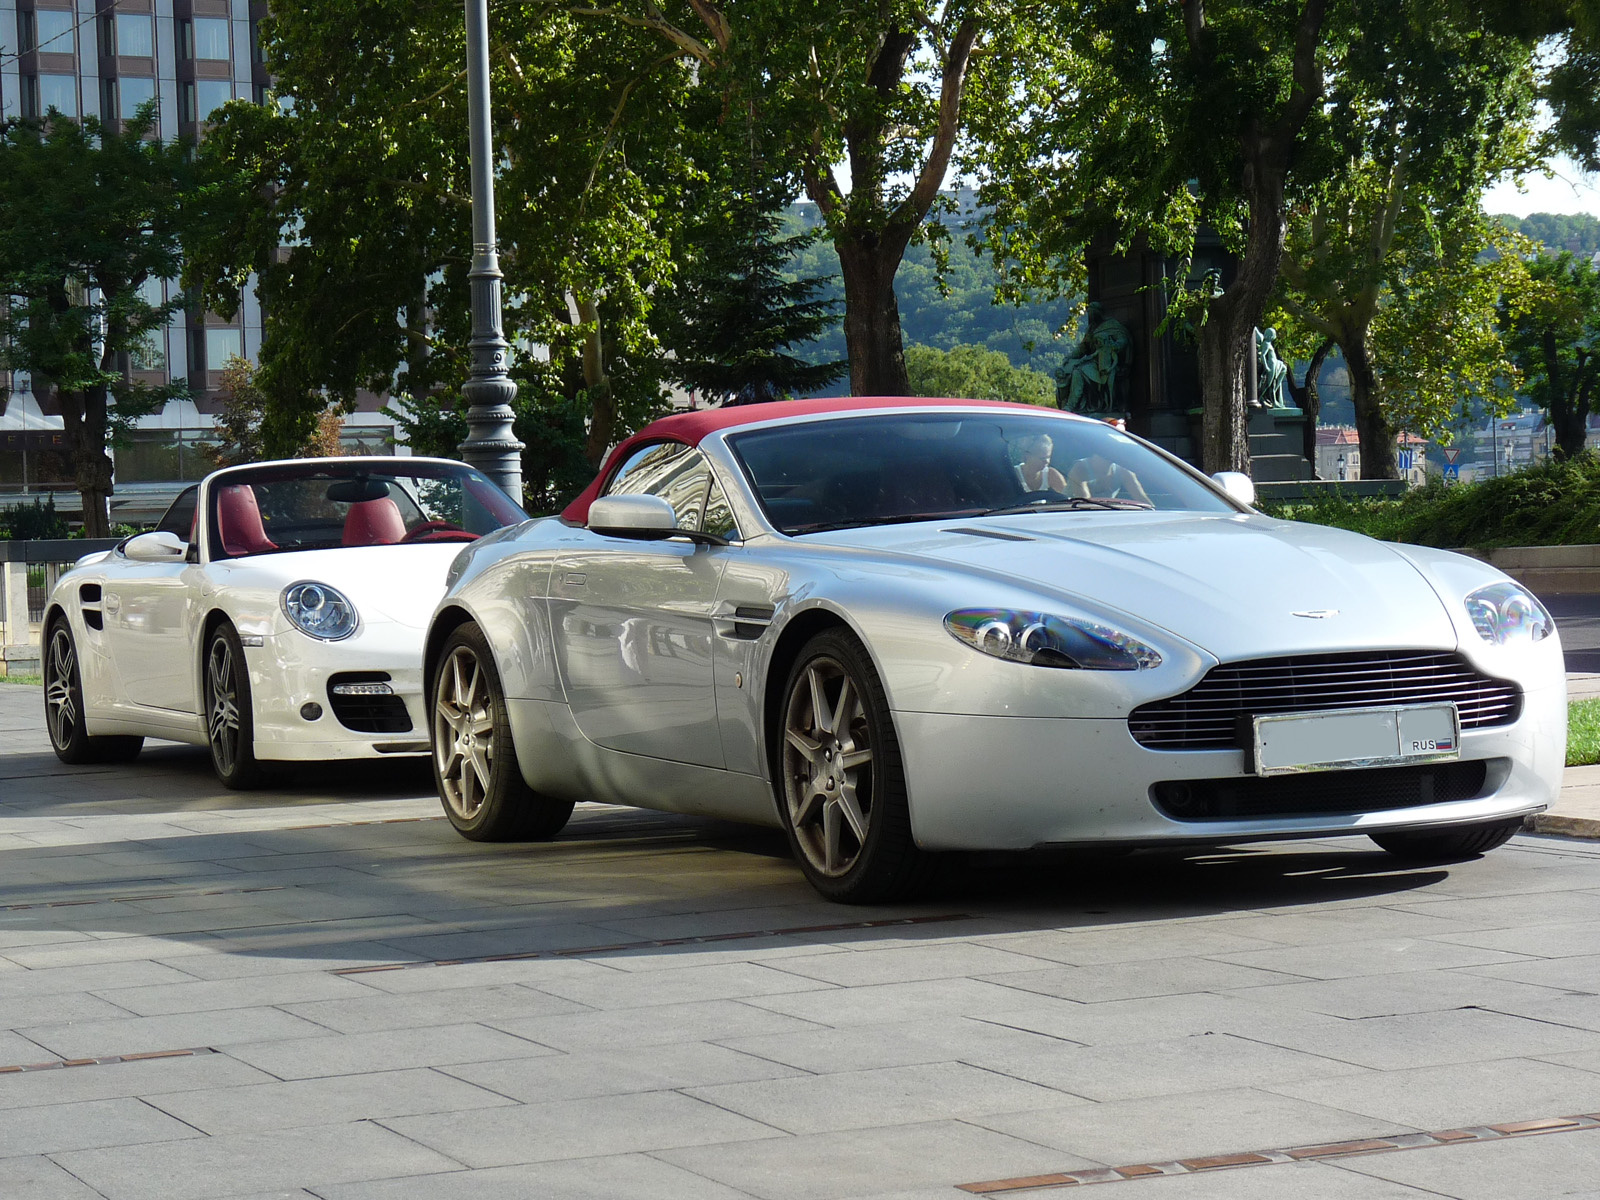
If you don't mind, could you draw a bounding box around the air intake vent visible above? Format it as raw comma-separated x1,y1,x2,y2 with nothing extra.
1151,758,1492,821
1129,650,1521,751
327,672,411,734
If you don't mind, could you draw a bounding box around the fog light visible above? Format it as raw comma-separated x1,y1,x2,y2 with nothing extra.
331,682,395,696
300,702,323,721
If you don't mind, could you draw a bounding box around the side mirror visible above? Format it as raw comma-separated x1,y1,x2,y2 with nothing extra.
1211,471,1256,507
123,531,189,562
589,494,679,538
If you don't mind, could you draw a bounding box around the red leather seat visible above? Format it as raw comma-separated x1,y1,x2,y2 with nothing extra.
215,485,277,556
342,497,407,546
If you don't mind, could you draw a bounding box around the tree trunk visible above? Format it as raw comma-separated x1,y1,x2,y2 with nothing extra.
1346,333,1398,479
1288,337,1334,472
835,241,910,396
575,295,615,466
1196,316,1252,474
1545,331,1588,459
58,387,113,538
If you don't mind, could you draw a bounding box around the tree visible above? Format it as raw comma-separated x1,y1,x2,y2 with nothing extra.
0,108,194,536
190,0,706,492
904,342,1053,406
1271,4,1540,476
211,356,349,467
970,0,1338,475
1505,252,1600,459
657,189,845,404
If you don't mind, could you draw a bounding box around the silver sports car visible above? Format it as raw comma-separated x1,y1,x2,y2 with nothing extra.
423,397,1564,902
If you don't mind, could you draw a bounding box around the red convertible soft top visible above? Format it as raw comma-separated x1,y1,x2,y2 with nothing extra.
560,395,1036,524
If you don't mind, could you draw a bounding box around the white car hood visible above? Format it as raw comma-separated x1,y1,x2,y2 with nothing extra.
208,543,465,630
816,512,1461,662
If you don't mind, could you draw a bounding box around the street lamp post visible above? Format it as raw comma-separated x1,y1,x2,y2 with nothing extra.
458,0,524,500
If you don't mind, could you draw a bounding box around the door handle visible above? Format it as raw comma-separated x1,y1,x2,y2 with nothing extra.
104,593,121,615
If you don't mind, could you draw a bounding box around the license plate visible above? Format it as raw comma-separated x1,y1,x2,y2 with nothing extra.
1251,704,1461,777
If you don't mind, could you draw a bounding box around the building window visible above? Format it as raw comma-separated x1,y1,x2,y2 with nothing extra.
38,74,78,118
193,17,229,61
118,76,157,120
114,430,220,484
196,80,232,119
114,13,155,58
250,19,265,63
33,9,75,54
206,327,244,369
19,76,39,120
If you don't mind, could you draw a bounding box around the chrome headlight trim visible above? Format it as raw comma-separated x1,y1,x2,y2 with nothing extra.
944,608,1162,671
1464,581,1554,646
281,581,359,642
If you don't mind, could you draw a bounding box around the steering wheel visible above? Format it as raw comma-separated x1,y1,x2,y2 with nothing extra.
400,520,476,544
1012,489,1067,504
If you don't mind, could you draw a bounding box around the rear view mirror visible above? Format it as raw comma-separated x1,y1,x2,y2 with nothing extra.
1211,471,1256,507
123,531,188,562
589,494,679,537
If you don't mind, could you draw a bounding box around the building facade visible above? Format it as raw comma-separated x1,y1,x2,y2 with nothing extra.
0,0,395,521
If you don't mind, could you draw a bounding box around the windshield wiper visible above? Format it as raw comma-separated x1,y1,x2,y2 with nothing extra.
978,497,1153,517
786,514,949,535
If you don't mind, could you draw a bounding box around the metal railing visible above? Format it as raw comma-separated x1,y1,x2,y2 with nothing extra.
0,539,119,641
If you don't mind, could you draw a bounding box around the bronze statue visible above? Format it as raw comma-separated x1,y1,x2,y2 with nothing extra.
1057,302,1131,413
1256,327,1292,409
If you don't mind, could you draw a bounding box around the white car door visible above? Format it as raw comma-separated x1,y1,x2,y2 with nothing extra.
105,488,204,712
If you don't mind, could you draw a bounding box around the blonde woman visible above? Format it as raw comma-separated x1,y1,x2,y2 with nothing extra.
1013,433,1068,494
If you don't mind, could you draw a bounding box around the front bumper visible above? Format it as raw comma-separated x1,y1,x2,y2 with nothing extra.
245,623,430,761
896,678,1565,851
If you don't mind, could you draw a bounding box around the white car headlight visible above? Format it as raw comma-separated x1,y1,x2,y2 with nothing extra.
944,608,1162,670
1464,582,1554,646
281,581,359,641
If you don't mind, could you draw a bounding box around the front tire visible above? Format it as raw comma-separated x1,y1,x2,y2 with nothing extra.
1370,818,1522,862
43,621,142,764
431,623,574,841
204,623,262,790
775,628,926,904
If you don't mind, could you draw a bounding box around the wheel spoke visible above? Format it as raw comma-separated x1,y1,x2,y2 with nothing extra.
836,789,869,844
806,666,832,736
792,785,824,830
822,800,841,873
840,746,872,770
785,727,821,756
830,675,853,737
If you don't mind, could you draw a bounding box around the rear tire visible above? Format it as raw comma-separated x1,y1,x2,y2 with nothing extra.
774,627,927,904
204,623,262,790
1370,818,1522,862
431,623,574,841
43,620,143,765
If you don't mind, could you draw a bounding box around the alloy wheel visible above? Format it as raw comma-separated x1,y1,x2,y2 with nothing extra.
782,655,876,877
434,645,495,821
45,627,77,748
206,636,242,775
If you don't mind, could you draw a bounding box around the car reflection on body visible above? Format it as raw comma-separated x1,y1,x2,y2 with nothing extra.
43,457,527,787
421,397,1564,903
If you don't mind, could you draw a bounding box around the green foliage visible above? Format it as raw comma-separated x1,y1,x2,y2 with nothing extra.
1264,456,1600,548
1502,252,1600,458
0,106,198,534
1569,699,1600,767
904,343,1054,406
1500,212,1600,256
656,191,845,404
0,675,43,686
0,495,68,541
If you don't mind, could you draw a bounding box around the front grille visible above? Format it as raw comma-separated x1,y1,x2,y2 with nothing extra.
1129,651,1521,751
327,672,412,734
1151,759,1491,821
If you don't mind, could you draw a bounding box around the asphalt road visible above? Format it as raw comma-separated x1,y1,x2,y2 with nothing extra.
1543,593,1600,674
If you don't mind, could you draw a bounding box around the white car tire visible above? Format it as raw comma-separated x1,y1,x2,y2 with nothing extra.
205,623,263,790
43,621,143,765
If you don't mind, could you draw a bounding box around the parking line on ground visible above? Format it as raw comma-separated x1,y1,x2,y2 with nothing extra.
0,1047,218,1075
331,913,976,975
958,1114,1600,1192
0,885,287,912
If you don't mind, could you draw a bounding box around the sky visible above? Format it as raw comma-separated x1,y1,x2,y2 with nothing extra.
1482,154,1600,218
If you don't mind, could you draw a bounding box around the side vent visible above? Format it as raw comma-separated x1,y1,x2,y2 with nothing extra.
79,583,104,631
944,527,1035,542
714,603,775,641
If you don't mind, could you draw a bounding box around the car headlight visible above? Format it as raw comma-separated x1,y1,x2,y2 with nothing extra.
1464,582,1554,645
281,581,359,641
944,608,1162,670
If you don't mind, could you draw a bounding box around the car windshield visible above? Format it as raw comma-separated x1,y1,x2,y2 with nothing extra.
728,412,1234,534
208,461,527,559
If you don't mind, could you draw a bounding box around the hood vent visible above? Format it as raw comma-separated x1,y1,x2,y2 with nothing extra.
944,527,1035,542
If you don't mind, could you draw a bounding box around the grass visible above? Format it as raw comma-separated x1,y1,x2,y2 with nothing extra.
0,674,41,686
1570,699,1600,767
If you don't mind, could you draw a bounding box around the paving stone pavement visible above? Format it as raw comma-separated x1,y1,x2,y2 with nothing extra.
2,681,1600,1199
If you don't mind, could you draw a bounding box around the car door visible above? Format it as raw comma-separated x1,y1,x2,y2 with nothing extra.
105,486,203,712
549,443,734,767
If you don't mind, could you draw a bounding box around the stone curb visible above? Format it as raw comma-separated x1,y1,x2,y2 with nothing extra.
1528,813,1600,840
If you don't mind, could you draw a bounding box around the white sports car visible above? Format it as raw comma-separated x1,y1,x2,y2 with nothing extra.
422,397,1565,903
43,456,527,787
